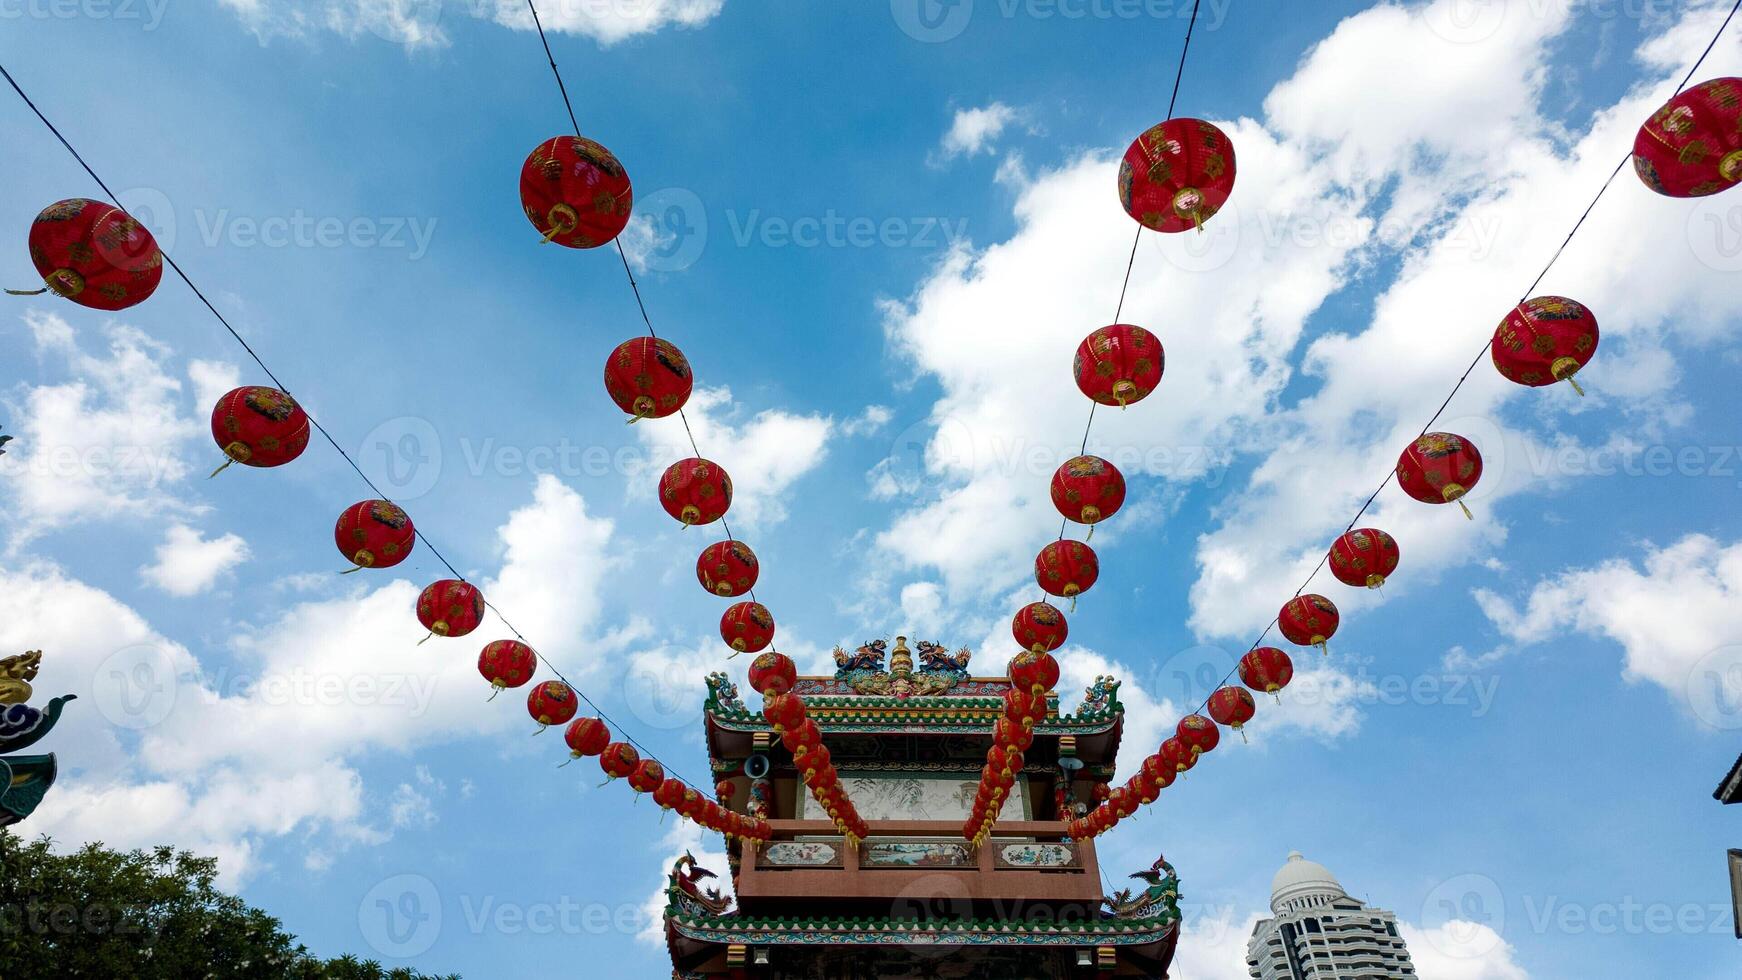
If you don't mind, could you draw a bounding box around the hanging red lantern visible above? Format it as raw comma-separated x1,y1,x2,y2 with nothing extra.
696,539,758,597
1008,649,1061,700
993,717,1035,753
599,742,640,782
1328,528,1400,590
564,717,610,760
747,651,797,695
12,198,162,310
1003,687,1039,729
1012,601,1069,654
1092,782,1113,804
478,639,538,695
721,601,775,654
1159,736,1197,774
628,759,665,796
1239,647,1295,697
1633,77,1742,198
334,500,415,571
1397,432,1483,519
1279,594,1340,655
526,680,578,729
416,579,486,641
1118,118,1237,233
1176,714,1221,756
519,136,634,248
1140,753,1177,791
1074,324,1165,408
1491,296,1599,396
1034,540,1099,606
1131,772,1161,806
660,458,733,527
208,386,310,476
653,777,688,811
1112,786,1140,819
604,336,693,422
761,691,807,732
1050,456,1126,532
780,719,821,754
1207,686,1256,740
801,745,832,782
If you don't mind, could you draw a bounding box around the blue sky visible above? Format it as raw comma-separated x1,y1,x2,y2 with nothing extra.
4,0,1742,976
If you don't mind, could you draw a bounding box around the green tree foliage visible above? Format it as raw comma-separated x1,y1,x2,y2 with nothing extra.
0,832,459,979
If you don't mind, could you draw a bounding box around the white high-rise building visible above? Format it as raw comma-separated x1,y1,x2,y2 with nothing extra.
1246,851,1418,979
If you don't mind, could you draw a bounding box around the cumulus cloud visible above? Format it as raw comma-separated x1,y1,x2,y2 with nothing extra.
632,385,833,528
140,524,251,597
221,0,724,50
1474,533,1742,725
13,474,618,886
936,102,1024,162
1402,920,1532,979
1,312,201,544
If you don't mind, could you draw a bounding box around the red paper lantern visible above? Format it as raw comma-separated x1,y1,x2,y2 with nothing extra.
1092,783,1113,803
1112,786,1140,819
1176,714,1220,756
1492,296,1599,396
1008,649,1061,700
1118,119,1237,233
1633,77,1742,198
1159,736,1197,774
721,601,775,653
604,336,693,421
761,691,806,732
1328,528,1400,590
1239,647,1295,696
478,639,538,693
747,651,797,695
1397,432,1483,519
599,742,640,781
628,759,665,795
1074,324,1165,408
1012,601,1069,654
334,500,415,571
1131,772,1161,806
209,387,310,474
653,777,688,811
520,136,633,247
780,719,821,754
1279,594,1340,654
1051,456,1126,530
801,745,832,781
1140,753,1177,791
15,198,162,310
416,579,486,640
1034,540,1099,604
564,717,610,759
660,458,733,527
697,539,758,597
993,717,1035,753
1207,686,1256,737
526,680,578,729
1003,687,1039,729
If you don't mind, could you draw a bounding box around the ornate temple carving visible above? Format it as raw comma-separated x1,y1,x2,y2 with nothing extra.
831,636,972,698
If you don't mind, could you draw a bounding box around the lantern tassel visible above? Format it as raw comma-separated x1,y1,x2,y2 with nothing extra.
416,631,433,646
486,686,503,702
1458,499,1473,521
1318,641,1328,657
1567,377,1586,397
539,226,563,244
339,566,363,575
1085,524,1096,542
532,723,548,735
4,286,48,296
1238,728,1249,744
208,458,235,479
558,756,576,768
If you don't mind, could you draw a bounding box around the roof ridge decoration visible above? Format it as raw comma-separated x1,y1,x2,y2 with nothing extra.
833,636,972,698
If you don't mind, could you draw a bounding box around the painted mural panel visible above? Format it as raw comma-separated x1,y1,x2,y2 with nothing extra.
799,774,1026,823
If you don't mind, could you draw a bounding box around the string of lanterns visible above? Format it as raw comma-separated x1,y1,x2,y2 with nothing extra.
0,63,714,808
1066,66,1742,841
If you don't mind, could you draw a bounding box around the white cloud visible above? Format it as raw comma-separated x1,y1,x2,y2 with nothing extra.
2,312,200,543
140,524,251,597
840,404,893,437
1475,533,1742,724
936,102,1023,161
186,359,242,418
221,0,723,50
1402,921,1532,979
480,0,724,45
1170,905,1265,980
10,474,619,886
632,385,833,528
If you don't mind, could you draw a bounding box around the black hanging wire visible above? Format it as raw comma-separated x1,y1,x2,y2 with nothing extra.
0,60,701,788
526,0,763,621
